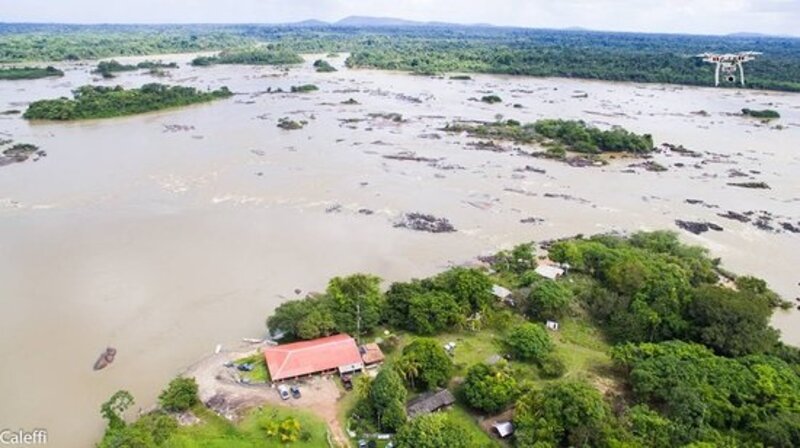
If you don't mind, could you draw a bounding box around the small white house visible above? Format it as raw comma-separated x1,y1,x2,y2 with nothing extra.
535,265,565,280
546,320,560,331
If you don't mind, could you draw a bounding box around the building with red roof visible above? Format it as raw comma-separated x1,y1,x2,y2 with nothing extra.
263,334,364,382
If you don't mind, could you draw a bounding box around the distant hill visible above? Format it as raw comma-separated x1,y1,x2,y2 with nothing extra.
335,16,427,27
333,16,493,28
289,19,329,27
727,32,786,38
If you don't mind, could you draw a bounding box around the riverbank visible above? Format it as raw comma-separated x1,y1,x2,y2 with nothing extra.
1,52,798,447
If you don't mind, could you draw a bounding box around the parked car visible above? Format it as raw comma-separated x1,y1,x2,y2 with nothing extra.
277,384,290,400
290,385,301,399
341,374,353,391
237,363,253,372
357,440,368,448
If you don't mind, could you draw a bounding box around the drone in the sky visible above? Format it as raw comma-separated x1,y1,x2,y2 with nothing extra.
697,51,762,86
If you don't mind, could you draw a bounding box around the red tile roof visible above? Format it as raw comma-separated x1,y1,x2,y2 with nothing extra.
264,334,363,381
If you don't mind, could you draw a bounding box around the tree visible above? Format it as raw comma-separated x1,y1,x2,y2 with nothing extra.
525,279,573,321
266,294,336,341
327,274,384,336
627,405,674,448
397,338,453,390
394,413,473,448
101,390,135,431
495,243,536,275
158,377,198,412
685,285,778,356
514,381,609,447
406,291,463,335
503,322,553,363
463,362,518,413
370,367,408,432
133,412,177,445
433,267,493,313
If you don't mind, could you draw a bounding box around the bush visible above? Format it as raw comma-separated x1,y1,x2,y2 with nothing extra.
397,338,453,390
503,322,553,363
158,377,198,412
481,95,502,104
463,362,518,413
538,354,567,378
525,279,573,321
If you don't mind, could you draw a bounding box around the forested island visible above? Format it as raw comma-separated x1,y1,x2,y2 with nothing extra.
94,60,178,78
446,119,655,156
191,47,303,66
23,83,232,120
2,23,800,91
0,65,63,80
98,231,800,447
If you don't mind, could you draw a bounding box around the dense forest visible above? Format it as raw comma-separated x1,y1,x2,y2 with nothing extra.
2,23,800,91
190,47,303,66
0,65,63,80
23,83,232,120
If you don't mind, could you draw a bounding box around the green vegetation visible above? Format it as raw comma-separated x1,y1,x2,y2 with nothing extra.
233,353,269,383
613,341,800,447
480,95,502,104
742,108,781,119
158,377,199,412
23,83,232,120
3,24,800,91
94,60,179,78
94,60,138,77
191,47,303,66
164,406,327,448
445,118,654,154
385,267,493,335
462,362,518,413
276,117,308,130
290,84,319,93
313,59,337,72
361,367,408,432
535,119,654,153
112,229,795,448
394,412,474,448
514,381,609,447
397,338,454,390
267,274,383,340
0,66,63,80
503,322,554,362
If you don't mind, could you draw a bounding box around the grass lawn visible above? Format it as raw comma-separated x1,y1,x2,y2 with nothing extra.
447,406,502,448
164,405,328,448
234,353,270,383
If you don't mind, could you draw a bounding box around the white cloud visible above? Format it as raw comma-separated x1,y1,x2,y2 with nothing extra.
0,0,798,36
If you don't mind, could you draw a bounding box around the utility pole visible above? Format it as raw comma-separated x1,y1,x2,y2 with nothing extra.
356,302,362,345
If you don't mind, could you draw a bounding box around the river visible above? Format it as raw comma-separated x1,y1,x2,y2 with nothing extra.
0,53,798,447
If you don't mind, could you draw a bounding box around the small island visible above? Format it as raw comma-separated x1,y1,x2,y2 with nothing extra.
741,108,780,119
94,60,178,78
191,48,303,66
313,59,337,72
445,119,654,157
0,66,64,80
23,83,233,121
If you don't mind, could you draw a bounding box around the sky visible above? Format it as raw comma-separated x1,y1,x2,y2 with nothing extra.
1,0,799,36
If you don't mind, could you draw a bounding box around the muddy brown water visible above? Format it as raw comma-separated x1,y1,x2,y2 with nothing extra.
1,53,799,447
